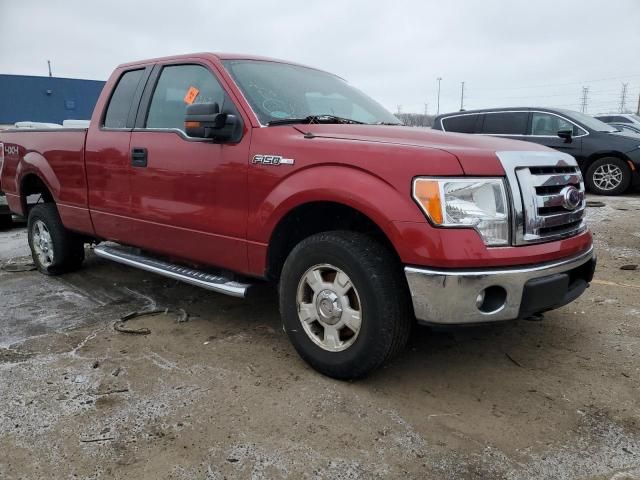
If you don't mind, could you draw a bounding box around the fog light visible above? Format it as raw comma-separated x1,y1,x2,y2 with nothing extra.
475,291,486,308
476,286,507,314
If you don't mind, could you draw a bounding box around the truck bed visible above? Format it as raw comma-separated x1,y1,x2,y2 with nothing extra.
0,128,93,234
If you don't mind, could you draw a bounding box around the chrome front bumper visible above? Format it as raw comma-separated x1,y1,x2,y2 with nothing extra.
405,247,595,325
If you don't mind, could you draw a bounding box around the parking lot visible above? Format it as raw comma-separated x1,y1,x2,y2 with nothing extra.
0,193,639,479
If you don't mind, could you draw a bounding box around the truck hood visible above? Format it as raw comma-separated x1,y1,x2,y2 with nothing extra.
295,124,552,175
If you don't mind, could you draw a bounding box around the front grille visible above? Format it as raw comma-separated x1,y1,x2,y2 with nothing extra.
515,164,586,244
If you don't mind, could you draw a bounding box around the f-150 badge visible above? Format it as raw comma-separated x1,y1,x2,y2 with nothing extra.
252,154,295,166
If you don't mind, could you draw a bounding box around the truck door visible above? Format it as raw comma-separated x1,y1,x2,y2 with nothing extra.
127,62,250,273
85,67,150,241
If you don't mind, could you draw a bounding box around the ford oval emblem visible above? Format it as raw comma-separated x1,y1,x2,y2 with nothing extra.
560,186,582,210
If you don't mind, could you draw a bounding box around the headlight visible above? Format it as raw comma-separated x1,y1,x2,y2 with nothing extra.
412,177,510,246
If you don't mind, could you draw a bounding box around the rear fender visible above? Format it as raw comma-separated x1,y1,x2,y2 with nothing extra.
14,152,59,215
17,152,60,199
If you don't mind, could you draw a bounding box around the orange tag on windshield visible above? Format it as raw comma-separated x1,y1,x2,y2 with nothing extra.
184,86,200,105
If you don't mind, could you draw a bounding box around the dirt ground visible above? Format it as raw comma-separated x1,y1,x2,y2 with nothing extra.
0,194,639,480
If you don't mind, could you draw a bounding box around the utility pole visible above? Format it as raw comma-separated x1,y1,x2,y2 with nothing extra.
636,94,640,115
460,81,465,111
619,83,629,113
580,86,589,113
436,77,442,115
424,103,428,116
47,60,52,77
396,105,402,115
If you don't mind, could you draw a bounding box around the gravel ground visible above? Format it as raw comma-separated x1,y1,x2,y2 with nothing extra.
0,194,639,480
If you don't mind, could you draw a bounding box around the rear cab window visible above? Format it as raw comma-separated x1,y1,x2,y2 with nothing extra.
103,69,145,128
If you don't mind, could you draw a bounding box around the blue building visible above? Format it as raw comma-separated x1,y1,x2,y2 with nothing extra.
0,74,105,125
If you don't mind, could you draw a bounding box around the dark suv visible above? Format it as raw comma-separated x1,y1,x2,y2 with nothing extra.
433,107,640,195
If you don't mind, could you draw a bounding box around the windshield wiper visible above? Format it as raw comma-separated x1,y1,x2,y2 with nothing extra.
267,114,366,126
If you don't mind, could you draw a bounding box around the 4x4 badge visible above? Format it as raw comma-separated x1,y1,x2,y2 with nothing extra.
252,154,295,166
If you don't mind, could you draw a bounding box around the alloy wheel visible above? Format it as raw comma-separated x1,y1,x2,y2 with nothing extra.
31,219,54,267
296,264,362,352
592,163,623,191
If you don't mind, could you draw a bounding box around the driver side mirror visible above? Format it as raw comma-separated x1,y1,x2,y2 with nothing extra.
557,129,573,143
184,102,240,143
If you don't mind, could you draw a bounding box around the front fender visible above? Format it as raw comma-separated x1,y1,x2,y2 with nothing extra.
249,164,425,248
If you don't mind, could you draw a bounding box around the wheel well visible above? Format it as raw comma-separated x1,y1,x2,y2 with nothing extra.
583,152,632,173
20,174,54,213
267,202,399,280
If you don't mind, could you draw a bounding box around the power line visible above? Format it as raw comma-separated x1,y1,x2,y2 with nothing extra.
468,89,633,102
471,73,640,92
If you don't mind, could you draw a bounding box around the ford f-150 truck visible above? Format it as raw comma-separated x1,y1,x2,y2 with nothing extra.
0,53,596,379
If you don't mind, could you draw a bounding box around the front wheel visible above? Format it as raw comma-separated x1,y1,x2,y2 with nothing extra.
279,231,412,379
585,157,631,195
27,204,85,275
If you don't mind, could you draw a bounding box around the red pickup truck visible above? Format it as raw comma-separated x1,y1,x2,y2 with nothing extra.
0,53,595,378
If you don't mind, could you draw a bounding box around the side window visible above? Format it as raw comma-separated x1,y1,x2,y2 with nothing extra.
146,65,226,132
481,112,528,135
104,69,145,128
530,113,577,136
442,114,481,133
596,116,612,123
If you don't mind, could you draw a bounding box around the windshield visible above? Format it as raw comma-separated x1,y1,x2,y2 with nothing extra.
558,109,617,132
223,60,401,125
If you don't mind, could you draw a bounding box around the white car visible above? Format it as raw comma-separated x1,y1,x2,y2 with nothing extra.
594,113,640,127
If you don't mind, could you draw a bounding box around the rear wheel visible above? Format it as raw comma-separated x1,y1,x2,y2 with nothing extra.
585,157,631,195
0,214,12,230
27,204,85,275
279,231,412,379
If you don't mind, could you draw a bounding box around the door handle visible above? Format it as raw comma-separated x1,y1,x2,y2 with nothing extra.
131,147,148,167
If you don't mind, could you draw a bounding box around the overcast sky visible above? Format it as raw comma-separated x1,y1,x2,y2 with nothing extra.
1,0,639,116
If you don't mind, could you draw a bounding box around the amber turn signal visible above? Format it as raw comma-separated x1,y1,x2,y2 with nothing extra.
412,179,443,224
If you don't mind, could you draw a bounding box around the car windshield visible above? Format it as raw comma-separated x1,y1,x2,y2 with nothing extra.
558,109,617,133
222,60,401,126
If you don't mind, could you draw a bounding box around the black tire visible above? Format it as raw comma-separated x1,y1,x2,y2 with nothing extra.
27,203,85,275
279,231,412,380
585,157,631,195
0,214,12,230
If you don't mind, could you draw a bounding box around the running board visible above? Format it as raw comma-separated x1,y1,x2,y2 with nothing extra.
93,244,251,298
